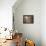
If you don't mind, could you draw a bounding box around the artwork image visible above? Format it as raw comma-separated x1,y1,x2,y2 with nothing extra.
23,15,34,24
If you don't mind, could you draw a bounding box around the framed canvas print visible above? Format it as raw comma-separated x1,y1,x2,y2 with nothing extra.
23,15,34,24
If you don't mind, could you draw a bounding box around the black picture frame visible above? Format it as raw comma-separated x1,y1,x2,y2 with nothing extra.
23,15,34,24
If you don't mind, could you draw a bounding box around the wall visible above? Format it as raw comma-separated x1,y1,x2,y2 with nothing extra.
0,0,16,30
41,0,46,46
13,0,41,46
